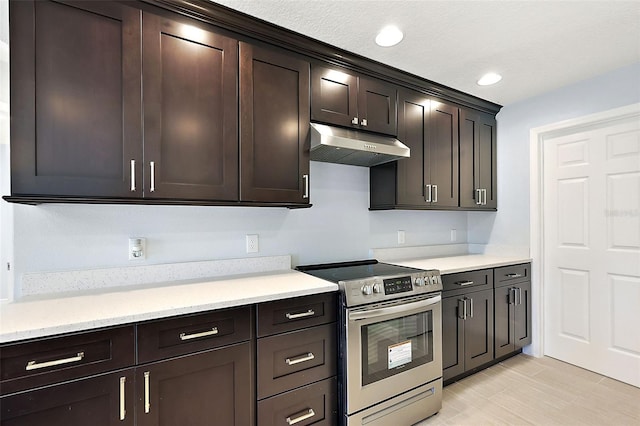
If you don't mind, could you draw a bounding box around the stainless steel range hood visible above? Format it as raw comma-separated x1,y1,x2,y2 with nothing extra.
310,123,410,167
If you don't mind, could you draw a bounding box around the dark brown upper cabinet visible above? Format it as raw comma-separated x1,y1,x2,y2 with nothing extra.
311,65,398,136
142,13,239,201
10,0,142,197
239,42,310,204
459,109,497,209
370,90,458,209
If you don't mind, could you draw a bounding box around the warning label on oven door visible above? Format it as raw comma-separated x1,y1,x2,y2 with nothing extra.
388,340,412,369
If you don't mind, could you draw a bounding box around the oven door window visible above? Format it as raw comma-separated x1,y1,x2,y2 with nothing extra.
361,310,433,385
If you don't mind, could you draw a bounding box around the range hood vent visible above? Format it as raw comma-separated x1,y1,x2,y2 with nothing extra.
310,123,410,167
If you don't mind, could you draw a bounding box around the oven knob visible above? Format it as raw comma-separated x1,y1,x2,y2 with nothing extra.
361,284,373,295
414,277,425,286
373,283,383,293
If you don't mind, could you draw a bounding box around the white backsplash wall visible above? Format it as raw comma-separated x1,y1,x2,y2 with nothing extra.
8,161,469,298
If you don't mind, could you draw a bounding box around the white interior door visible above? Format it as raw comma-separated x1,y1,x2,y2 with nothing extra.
543,111,640,387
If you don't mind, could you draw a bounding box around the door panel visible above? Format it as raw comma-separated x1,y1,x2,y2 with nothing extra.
358,77,397,136
395,92,428,206
240,42,310,203
10,0,142,197
442,296,464,381
463,289,494,371
494,286,514,358
544,114,640,387
514,282,532,347
459,109,496,208
428,102,459,207
143,13,238,200
311,66,358,129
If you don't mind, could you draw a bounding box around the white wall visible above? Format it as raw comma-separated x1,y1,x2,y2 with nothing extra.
6,161,468,298
468,61,640,251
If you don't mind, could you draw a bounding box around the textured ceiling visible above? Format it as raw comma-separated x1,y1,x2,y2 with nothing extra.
211,0,640,106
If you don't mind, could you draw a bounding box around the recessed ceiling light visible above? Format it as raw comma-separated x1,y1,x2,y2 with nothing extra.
375,26,404,47
477,72,502,86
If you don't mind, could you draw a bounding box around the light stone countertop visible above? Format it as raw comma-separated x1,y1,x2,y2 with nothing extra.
0,269,337,344
391,254,531,274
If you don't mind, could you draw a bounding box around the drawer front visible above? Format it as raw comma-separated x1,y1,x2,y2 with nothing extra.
0,326,135,395
257,323,336,399
494,263,531,287
442,269,493,297
257,377,337,426
257,293,337,337
137,306,252,364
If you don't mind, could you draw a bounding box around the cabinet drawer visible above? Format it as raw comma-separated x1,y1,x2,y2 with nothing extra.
442,269,493,296
137,306,252,364
257,323,336,399
257,376,337,426
494,263,531,287
0,326,135,395
257,293,337,337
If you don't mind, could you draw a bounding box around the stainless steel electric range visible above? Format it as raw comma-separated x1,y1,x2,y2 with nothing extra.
298,260,443,426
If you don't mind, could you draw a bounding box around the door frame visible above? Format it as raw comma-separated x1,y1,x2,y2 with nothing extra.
529,102,640,358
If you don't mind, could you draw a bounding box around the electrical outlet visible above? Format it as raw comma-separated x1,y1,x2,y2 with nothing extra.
450,229,457,242
246,234,259,253
397,230,406,245
129,237,146,260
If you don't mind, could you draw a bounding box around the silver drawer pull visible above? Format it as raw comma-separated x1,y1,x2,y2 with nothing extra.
179,327,219,341
119,376,126,420
130,160,136,192
454,281,474,286
149,161,156,192
286,352,315,366
25,351,85,371
144,371,150,413
285,309,315,320
506,273,523,278
286,408,316,425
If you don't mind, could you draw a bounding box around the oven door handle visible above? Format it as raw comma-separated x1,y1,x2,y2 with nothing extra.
348,295,441,321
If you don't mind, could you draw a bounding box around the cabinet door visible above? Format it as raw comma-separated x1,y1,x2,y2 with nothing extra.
427,101,459,207
240,42,310,203
442,296,464,381
0,370,135,426
10,0,142,197
494,286,515,359
459,109,497,209
394,90,428,206
358,76,397,136
311,65,358,129
464,289,494,371
137,342,253,426
514,282,532,348
143,13,238,201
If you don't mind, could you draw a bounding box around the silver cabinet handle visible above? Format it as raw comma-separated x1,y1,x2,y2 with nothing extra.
457,299,466,320
361,118,367,126
509,287,516,305
425,184,432,203
468,297,474,318
286,352,315,366
130,160,136,192
119,376,126,421
517,287,522,306
454,280,474,286
286,408,316,425
144,371,150,414
302,174,309,199
351,117,358,125
149,161,156,192
286,309,315,320
433,185,438,203
482,188,487,205
475,188,482,205
25,351,84,371
179,327,219,341
506,273,523,278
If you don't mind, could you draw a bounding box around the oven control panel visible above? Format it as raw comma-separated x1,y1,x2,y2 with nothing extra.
343,270,442,307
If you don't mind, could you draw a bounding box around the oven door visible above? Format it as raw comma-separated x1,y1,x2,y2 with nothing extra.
345,293,442,415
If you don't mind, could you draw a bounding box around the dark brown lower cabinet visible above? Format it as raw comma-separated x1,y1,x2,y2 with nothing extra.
494,281,532,359
137,342,253,426
442,289,494,382
0,369,135,426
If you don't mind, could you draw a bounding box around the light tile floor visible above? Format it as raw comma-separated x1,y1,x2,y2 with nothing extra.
417,354,640,425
